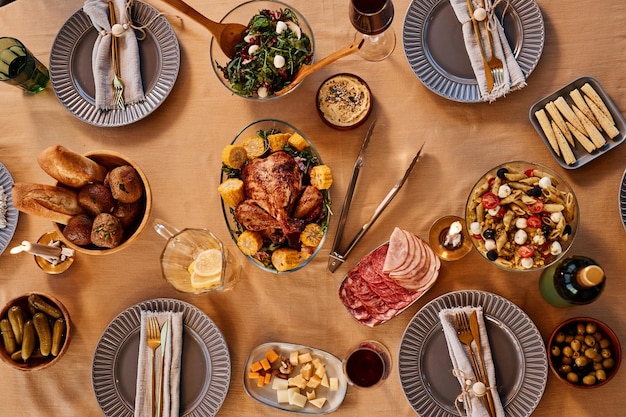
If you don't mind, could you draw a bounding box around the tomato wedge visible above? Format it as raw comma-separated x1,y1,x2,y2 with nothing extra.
481,192,500,209
518,245,535,258
528,199,544,213
527,215,542,228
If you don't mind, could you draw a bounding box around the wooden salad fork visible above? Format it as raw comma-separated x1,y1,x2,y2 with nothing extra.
454,312,495,417
147,316,161,417
479,0,504,89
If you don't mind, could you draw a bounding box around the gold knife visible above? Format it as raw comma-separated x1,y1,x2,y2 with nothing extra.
157,319,169,417
469,310,497,417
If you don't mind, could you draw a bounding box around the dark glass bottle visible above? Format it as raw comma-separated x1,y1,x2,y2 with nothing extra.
539,256,605,307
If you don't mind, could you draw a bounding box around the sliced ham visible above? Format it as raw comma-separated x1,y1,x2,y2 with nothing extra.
382,227,409,272
338,235,438,327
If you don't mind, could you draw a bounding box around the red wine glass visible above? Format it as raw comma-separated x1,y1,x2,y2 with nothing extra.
349,0,396,61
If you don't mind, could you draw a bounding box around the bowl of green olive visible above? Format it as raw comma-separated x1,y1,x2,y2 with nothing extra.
548,317,621,388
0,293,71,371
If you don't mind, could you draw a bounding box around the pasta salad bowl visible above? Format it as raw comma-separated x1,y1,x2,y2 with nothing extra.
465,161,578,272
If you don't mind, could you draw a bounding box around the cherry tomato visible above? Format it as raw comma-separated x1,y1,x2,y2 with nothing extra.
518,245,535,258
496,206,506,218
481,192,500,209
524,169,535,177
527,215,542,228
528,199,544,213
488,177,496,188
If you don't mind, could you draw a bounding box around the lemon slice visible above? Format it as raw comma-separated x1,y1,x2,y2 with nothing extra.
191,249,223,277
190,272,222,289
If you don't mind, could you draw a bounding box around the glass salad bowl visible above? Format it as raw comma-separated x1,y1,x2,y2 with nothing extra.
210,0,315,100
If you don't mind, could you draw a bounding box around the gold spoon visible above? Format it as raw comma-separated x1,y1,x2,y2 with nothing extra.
274,38,364,96
160,0,246,59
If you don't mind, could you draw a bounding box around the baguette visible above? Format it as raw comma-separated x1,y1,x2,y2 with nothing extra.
37,145,107,188
11,182,83,225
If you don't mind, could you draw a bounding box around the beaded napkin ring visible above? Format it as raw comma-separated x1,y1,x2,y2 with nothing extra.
461,0,511,30
452,368,497,417
101,0,165,109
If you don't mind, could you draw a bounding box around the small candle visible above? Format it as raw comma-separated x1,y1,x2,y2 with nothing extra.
10,240,74,265
443,221,463,249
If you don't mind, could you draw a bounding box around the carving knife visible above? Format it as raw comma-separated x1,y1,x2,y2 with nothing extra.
469,310,497,417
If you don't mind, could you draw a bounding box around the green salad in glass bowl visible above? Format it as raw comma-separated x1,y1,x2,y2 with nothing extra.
211,1,314,100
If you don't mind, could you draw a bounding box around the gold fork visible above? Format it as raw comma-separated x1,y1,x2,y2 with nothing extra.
146,316,161,417
454,312,495,417
479,0,504,89
108,1,125,110
465,0,495,93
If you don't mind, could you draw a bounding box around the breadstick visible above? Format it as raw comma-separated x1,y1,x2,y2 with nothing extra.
581,82,614,124
566,121,596,153
552,120,576,165
545,101,574,146
585,97,619,139
573,105,606,148
569,89,601,130
555,96,586,134
534,109,560,156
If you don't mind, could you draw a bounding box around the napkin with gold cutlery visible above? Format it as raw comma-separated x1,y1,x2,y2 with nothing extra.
134,310,183,417
449,0,525,102
439,306,505,417
83,0,145,110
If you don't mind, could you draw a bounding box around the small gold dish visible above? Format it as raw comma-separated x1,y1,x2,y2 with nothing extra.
35,231,74,274
428,215,472,261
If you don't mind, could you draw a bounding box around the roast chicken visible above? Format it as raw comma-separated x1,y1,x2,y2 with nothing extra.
235,151,323,245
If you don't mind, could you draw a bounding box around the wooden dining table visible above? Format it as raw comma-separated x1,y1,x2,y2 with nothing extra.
1,0,625,415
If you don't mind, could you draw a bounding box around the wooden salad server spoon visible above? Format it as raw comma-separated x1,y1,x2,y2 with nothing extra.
160,0,246,59
275,38,364,96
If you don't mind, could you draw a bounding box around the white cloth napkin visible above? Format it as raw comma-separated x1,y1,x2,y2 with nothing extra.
449,0,525,102
134,310,183,417
439,307,505,417
83,0,145,110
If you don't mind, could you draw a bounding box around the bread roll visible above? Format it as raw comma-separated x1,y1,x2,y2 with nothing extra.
11,182,83,225
63,214,93,246
37,145,107,188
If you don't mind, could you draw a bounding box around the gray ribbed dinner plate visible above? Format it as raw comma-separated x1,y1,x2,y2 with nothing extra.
619,170,626,229
0,161,18,255
398,290,547,417
402,0,544,102
92,298,230,417
50,1,180,127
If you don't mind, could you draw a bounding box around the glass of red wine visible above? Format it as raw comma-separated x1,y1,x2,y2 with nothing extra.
343,340,391,388
349,0,396,61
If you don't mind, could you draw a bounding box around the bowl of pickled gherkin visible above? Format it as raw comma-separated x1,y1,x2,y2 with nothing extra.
0,293,71,371
548,317,621,388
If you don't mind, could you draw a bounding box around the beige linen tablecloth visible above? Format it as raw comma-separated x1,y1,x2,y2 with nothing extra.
1,0,625,416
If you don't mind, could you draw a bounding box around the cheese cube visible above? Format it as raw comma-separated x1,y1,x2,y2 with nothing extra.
306,375,322,389
247,372,261,379
300,363,314,380
329,377,339,392
289,391,308,408
306,389,317,400
314,363,326,379
260,358,271,371
276,389,290,404
309,398,327,409
288,374,307,389
312,358,323,369
250,361,263,372
272,377,289,391
298,352,313,363
320,373,330,388
264,373,272,384
289,351,299,366
265,348,280,364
